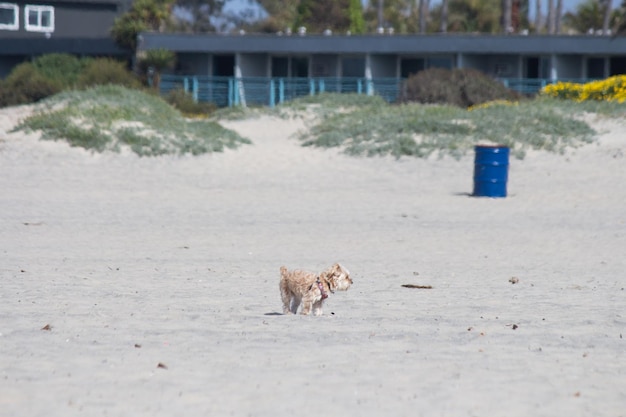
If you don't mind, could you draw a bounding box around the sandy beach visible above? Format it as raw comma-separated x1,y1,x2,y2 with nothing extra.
1,104,625,417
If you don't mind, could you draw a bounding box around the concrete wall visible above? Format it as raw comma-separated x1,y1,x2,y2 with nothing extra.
239,53,268,77
369,54,397,78
460,54,489,73
556,55,583,79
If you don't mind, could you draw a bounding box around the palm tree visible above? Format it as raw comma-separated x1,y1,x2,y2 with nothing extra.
535,0,542,32
556,0,563,33
547,0,555,33
613,0,626,35
141,48,176,90
601,0,613,33
440,0,449,32
563,0,617,33
419,0,429,33
502,0,512,32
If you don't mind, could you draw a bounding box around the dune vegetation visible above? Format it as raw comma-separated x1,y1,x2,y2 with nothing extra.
13,83,626,159
14,85,250,157
281,93,624,159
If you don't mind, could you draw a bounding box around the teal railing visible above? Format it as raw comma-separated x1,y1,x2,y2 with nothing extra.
160,75,403,107
160,75,595,107
499,78,597,95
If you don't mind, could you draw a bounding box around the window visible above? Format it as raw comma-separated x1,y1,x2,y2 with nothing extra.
25,4,53,32
0,3,18,30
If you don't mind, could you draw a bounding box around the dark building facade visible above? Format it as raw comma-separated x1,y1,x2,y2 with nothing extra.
0,0,129,77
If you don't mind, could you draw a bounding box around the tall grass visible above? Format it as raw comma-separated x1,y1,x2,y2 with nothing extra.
14,89,624,159
14,85,250,156
287,94,623,159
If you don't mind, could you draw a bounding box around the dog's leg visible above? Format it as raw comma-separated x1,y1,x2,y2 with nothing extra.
300,300,312,315
300,290,319,315
280,280,294,315
290,296,301,314
312,299,323,316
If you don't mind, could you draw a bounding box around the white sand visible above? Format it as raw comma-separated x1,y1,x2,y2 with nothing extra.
1,105,625,416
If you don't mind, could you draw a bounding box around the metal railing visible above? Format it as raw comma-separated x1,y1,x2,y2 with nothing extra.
499,78,593,95
160,75,403,107
160,75,594,107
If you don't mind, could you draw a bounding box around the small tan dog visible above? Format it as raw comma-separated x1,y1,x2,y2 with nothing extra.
279,263,353,316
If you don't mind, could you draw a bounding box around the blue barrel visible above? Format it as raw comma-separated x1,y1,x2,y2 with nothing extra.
473,145,509,197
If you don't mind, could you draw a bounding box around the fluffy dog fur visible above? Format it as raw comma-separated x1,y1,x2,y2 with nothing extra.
279,263,353,316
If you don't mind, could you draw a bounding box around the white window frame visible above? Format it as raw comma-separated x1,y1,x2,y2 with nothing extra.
0,3,19,31
24,4,54,33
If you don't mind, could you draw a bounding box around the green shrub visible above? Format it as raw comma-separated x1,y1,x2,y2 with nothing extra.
402,68,462,106
166,88,217,117
32,53,86,88
452,68,521,106
402,68,520,108
0,55,140,107
14,85,250,156
0,63,62,107
292,93,597,160
76,58,140,89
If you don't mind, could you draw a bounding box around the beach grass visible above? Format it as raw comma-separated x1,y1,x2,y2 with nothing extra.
287,93,625,159
14,85,251,156
13,87,626,159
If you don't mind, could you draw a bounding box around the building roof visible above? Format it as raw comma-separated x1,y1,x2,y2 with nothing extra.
138,32,626,55
1,38,126,55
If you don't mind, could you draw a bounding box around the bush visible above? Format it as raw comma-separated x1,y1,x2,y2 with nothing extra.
165,89,217,117
76,58,140,89
32,53,86,89
0,63,62,107
402,68,461,106
15,85,250,156
294,93,598,160
401,68,521,108
541,75,626,103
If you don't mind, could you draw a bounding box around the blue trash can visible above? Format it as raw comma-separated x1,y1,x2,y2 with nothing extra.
473,145,509,198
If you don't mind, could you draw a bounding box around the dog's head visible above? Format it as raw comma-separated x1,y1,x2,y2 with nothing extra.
322,263,353,293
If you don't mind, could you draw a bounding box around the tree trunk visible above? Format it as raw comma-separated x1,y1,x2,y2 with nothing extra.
419,0,429,34
534,0,542,33
439,0,448,33
547,0,555,34
502,0,513,33
602,0,612,34
555,0,563,33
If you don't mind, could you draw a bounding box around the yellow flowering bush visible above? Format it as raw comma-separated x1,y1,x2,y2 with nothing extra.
468,99,519,111
541,75,626,103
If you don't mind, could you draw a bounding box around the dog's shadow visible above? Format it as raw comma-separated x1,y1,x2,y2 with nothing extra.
264,312,283,316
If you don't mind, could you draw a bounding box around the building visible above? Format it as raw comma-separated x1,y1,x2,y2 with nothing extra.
0,0,130,78
139,32,626,80
137,32,626,105
4,6,626,105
